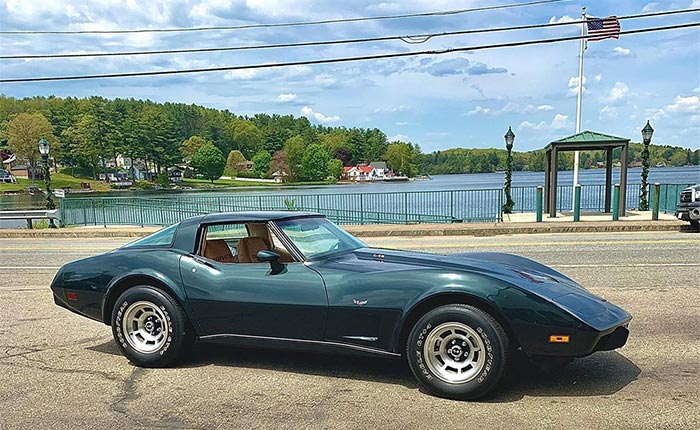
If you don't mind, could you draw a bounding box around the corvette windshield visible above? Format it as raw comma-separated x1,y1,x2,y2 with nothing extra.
276,217,365,259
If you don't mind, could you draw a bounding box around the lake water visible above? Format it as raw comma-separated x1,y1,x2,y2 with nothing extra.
2,166,698,208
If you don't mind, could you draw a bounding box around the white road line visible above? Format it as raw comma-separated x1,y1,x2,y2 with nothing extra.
0,266,61,270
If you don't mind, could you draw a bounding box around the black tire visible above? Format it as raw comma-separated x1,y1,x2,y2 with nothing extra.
406,304,509,400
111,286,194,367
690,220,700,233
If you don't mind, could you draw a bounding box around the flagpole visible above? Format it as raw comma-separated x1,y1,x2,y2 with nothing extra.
572,6,586,211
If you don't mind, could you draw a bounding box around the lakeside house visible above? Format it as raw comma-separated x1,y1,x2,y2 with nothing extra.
341,162,409,182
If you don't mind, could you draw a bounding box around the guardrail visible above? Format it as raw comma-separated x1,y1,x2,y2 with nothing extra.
56,183,693,227
0,209,61,228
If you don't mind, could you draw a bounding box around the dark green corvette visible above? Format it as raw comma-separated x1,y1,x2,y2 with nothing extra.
51,211,631,400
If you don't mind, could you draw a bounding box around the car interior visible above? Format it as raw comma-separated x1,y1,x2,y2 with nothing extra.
199,222,295,264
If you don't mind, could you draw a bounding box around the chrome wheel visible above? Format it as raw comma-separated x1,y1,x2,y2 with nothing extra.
423,322,486,384
121,301,170,354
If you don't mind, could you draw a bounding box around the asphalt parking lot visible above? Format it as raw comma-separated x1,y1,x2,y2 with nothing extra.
0,231,698,430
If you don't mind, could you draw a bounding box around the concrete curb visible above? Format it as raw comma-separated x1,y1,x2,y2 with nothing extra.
0,220,691,238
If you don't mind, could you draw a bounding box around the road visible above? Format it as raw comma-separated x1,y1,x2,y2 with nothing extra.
0,231,698,430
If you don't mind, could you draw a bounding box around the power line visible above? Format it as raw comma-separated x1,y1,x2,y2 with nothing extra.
0,0,569,35
2,22,697,83
3,8,697,60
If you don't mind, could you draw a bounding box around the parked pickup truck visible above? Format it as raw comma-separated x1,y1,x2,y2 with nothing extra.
675,184,700,231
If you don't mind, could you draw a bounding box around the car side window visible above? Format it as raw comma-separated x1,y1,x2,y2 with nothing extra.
201,224,247,263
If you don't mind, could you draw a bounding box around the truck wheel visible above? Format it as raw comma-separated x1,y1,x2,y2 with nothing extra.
111,286,194,367
406,304,509,400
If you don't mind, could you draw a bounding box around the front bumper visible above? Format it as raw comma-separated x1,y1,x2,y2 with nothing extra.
675,202,700,221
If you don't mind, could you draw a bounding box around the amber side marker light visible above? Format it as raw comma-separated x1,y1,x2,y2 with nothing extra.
549,335,570,343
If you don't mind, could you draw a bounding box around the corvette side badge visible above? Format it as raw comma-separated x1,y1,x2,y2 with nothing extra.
353,299,368,306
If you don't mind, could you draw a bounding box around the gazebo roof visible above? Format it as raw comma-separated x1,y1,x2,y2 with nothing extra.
551,130,629,144
546,130,629,151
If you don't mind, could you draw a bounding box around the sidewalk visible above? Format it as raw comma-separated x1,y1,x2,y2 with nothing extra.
0,211,690,238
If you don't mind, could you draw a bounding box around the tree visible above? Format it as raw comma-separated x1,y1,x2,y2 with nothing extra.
225,150,247,175
384,142,418,177
326,158,343,180
191,144,225,183
332,147,353,166
180,136,210,163
301,144,331,181
3,112,55,180
283,135,306,180
269,150,291,179
226,119,264,159
252,150,272,178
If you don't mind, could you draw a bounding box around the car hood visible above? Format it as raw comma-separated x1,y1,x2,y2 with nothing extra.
350,247,631,331
354,247,576,286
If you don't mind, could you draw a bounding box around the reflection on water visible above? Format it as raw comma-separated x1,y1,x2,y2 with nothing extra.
1,166,697,213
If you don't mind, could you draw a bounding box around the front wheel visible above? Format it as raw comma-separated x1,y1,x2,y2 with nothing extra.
111,286,193,367
406,304,509,400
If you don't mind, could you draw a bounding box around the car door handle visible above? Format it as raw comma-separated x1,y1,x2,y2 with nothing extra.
188,253,216,269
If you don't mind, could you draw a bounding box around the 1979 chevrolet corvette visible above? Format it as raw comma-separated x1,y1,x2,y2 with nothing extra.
51,211,631,400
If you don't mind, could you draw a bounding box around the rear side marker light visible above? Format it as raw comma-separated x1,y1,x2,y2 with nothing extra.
549,335,570,343
66,292,78,301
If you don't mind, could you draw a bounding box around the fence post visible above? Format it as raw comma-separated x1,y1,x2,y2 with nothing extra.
573,184,581,222
652,183,660,220
536,186,543,222
612,184,620,221
404,192,408,224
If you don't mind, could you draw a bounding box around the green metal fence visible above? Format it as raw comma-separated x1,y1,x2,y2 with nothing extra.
61,188,505,226
651,183,694,213
58,183,693,227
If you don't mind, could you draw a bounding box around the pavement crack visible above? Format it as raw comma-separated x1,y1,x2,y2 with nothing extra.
110,367,204,429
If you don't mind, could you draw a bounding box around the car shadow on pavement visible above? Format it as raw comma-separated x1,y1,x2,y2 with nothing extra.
89,341,640,402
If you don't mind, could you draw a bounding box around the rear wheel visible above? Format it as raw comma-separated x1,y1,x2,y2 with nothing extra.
111,286,193,367
406,304,509,400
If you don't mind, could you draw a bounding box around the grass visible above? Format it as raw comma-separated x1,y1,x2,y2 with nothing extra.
1,173,335,194
0,172,112,193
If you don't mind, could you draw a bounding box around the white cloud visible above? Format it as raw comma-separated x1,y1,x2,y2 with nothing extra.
314,74,337,87
694,87,700,94
548,15,577,24
613,47,631,56
396,121,409,126
600,105,618,120
537,104,553,111
466,106,491,116
606,82,630,102
224,69,256,80
276,93,297,102
300,106,340,123
667,95,700,113
642,2,660,12
388,134,409,142
519,113,572,131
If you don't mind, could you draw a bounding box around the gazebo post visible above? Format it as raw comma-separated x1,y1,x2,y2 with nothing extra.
605,148,613,212
544,149,551,213
549,147,558,217
619,143,628,217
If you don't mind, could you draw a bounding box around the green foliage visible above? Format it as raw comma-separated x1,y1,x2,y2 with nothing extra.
385,142,419,177
326,158,343,180
225,150,247,175
180,136,210,162
2,112,55,179
301,144,331,181
191,144,225,183
157,173,170,187
283,135,306,180
252,151,272,178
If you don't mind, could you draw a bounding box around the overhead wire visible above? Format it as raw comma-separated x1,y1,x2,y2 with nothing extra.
2,21,697,83
1,8,697,60
0,0,569,35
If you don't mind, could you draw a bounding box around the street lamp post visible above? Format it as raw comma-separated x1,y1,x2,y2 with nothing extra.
38,137,57,228
639,120,654,211
502,126,516,214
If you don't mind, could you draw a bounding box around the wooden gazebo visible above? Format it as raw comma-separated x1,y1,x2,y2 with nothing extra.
544,131,630,218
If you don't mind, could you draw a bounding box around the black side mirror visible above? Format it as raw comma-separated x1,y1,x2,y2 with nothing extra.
256,250,285,274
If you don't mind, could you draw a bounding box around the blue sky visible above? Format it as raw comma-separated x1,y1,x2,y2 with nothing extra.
1,0,698,152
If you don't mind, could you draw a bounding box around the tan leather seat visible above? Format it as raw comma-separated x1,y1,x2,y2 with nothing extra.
202,239,235,263
236,237,269,263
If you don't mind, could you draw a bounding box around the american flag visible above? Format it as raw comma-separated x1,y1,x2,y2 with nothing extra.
586,16,621,41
